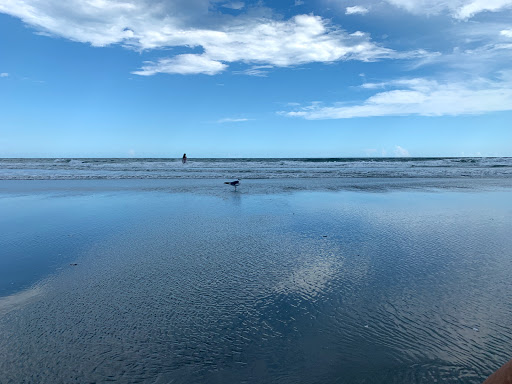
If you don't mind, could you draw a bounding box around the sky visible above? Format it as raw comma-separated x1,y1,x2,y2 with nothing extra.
0,0,511,158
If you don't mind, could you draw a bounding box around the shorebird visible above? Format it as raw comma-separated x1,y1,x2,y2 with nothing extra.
224,179,240,191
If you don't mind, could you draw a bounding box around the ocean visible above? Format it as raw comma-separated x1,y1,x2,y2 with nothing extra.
1,157,512,180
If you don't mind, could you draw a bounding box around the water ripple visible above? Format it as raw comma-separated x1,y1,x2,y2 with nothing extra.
0,190,511,383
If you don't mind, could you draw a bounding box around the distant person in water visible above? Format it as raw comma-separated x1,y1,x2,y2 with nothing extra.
182,153,187,164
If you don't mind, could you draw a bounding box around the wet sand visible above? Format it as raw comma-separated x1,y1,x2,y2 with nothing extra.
1,179,511,383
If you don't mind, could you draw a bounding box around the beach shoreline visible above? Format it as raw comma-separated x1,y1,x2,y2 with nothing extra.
1,176,512,197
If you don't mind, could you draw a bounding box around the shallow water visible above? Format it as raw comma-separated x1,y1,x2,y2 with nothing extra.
0,181,511,383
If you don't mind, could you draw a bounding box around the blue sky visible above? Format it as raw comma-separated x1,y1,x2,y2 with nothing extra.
1,0,511,157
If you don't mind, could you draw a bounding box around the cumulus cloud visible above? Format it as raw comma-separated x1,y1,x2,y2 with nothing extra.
456,0,512,19
501,29,512,37
345,6,370,15
0,1,427,76
283,76,512,119
386,0,512,19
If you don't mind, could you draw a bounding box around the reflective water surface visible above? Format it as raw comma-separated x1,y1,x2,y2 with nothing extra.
0,181,511,383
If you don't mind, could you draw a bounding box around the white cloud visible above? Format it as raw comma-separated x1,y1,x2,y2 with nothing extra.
235,65,273,77
456,0,512,19
133,14,429,75
222,2,244,10
0,1,428,76
501,29,512,37
386,0,512,19
345,6,369,15
147,15,417,65
217,117,250,123
410,36,512,74
386,0,458,16
394,145,410,157
283,76,512,119
0,73,8,77
132,54,227,75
